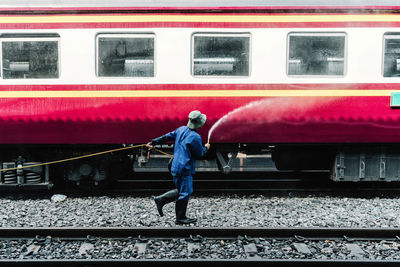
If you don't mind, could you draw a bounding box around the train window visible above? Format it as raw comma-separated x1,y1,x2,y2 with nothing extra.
1,37,59,79
192,33,250,76
97,33,155,77
383,34,400,77
287,33,346,76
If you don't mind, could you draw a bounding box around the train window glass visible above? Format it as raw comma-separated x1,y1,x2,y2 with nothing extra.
97,34,155,77
287,33,346,76
2,39,59,79
192,33,250,76
383,34,400,77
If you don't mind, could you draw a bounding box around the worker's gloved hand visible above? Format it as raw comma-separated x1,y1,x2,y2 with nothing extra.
146,142,154,151
205,143,211,150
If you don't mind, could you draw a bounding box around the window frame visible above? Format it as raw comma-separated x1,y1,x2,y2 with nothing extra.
0,35,60,79
191,32,252,78
382,33,400,78
286,32,347,78
95,33,156,78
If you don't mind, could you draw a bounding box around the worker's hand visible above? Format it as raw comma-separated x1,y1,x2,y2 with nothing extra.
146,142,154,151
205,143,211,150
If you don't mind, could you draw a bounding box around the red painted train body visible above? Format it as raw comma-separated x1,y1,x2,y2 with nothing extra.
1,85,400,144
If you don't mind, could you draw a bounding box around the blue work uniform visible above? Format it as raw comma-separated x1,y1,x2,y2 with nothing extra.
151,126,207,200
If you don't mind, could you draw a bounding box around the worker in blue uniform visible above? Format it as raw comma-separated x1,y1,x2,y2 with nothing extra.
146,110,210,225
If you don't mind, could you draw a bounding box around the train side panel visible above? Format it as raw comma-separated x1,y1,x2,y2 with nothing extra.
0,25,396,144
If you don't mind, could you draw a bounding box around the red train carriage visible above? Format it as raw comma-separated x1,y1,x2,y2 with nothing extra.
0,0,399,188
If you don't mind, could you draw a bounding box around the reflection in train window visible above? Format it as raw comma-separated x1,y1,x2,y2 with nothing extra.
2,40,59,79
192,33,250,76
97,34,154,77
383,34,400,77
288,33,346,76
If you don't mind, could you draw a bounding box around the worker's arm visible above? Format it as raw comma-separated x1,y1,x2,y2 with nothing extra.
146,130,177,150
189,136,210,159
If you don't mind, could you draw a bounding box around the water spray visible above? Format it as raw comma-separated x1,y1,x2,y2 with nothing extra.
207,97,329,145
207,100,260,144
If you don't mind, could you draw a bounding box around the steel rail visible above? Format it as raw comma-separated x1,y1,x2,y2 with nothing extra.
1,227,400,266
1,227,400,239
7,177,400,194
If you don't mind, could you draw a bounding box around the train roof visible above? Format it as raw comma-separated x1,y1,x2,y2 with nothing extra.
0,0,399,9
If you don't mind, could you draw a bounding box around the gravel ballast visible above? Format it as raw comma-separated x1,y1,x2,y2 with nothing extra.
0,194,399,228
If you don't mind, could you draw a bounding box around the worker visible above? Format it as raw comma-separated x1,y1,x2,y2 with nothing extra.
146,110,210,225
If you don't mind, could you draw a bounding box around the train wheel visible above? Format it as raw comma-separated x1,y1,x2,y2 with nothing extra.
65,159,114,191
65,156,131,191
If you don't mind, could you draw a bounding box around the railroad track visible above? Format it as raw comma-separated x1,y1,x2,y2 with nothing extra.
2,227,400,266
7,169,400,194
61,171,400,194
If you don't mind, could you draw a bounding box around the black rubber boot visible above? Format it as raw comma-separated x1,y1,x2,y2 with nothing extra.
154,189,179,217
175,199,197,225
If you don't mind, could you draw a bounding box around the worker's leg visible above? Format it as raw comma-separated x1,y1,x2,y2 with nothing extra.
173,174,193,201
154,189,179,217
174,174,196,225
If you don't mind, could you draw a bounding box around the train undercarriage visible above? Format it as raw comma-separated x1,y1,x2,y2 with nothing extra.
0,143,400,190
